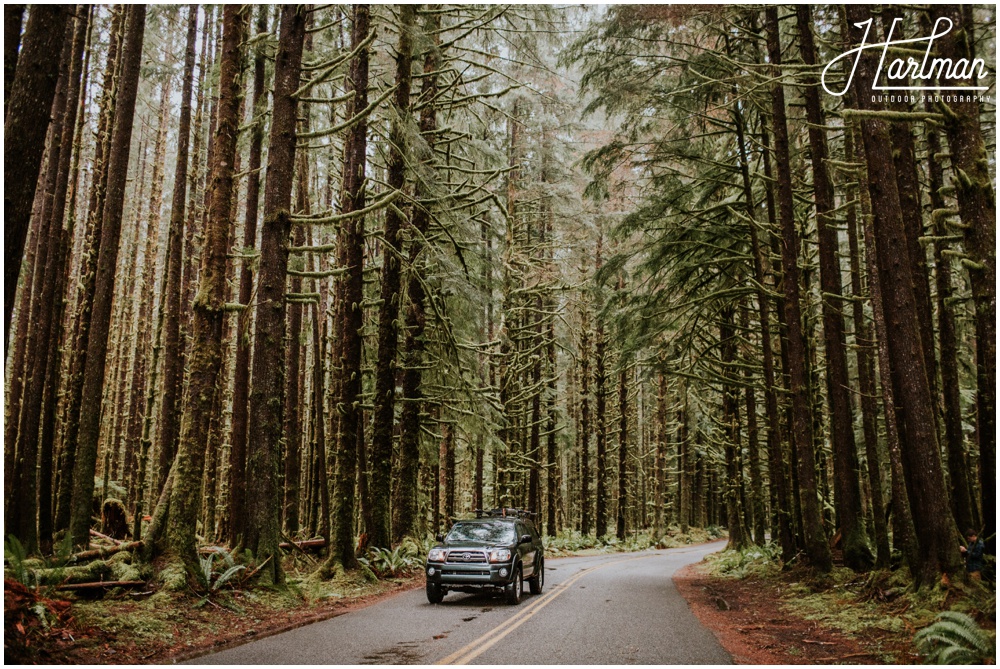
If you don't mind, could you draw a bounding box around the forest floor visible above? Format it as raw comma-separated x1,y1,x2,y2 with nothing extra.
674,550,997,664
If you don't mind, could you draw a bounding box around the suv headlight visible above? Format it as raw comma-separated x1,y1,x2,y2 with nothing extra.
427,548,446,562
488,548,511,563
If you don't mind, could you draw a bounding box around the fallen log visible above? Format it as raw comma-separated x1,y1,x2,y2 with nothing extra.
70,541,142,563
279,538,327,550
90,529,124,546
57,580,146,591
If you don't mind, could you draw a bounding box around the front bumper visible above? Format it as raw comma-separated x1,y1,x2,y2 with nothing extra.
425,561,514,586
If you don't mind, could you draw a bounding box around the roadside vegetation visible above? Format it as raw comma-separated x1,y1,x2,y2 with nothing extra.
699,545,996,664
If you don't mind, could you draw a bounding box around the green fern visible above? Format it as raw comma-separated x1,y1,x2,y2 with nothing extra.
192,549,246,608
5,535,31,587
914,611,995,665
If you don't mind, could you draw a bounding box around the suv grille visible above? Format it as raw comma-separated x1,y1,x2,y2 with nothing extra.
446,550,488,564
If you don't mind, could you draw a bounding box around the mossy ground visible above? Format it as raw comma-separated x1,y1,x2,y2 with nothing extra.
699,546,996,663
28,551,422,663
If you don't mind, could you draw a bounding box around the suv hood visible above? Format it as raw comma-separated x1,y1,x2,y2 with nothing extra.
441,540,512,550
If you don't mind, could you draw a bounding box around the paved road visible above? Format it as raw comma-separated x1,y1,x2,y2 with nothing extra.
196,541,731,665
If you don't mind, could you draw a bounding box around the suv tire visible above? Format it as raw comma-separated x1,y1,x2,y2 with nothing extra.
504,567,522,605
426,582,445,604
528,558,544,595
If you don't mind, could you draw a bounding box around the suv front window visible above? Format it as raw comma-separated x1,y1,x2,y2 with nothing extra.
446,521,517,545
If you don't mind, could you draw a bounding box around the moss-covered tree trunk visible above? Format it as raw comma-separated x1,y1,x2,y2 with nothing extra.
245,4,306,584
56,6,124,534
929,3,996,555
330,3,371,571
156,4,198,503
4,4,70,346
162,3,246,573
68,5,145,549
229,4,270,548
764,6,831,572
846,4,960,584
392,12,440,544
842,117,891,570
36,9,89,554
796,5,872,571
370,4,415,550
578,303,592,536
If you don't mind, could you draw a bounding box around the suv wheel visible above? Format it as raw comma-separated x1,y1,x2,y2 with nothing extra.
426,582,445,604
504,567,522,605
528,558,544,595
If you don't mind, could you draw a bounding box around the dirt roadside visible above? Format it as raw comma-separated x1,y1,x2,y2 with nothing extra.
673,561,918,664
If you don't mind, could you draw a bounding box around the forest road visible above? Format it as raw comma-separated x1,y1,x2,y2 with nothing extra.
194,540,731,665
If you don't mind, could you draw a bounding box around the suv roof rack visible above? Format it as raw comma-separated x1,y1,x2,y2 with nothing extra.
474,507,536,520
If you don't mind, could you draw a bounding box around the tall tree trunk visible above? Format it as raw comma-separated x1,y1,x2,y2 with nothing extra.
229,4,269,547
654,372,666,538
370,4,415,550
594,234,608,539
163,3,246,572
921,65,976,536
392,12,440,544
156,4,198,500
245,3,306,584
730,65,794,558
4,5,71,348
67,5,145,549
721,306,747,550
615,362,629,541
330,3,371,571
37,8,90,553
796,5,872,571
929,4,996,555
55,5,124,534
7,16,74,551
579,303,592,536
843,116,891,570
764,7,831,572
845,4,961,583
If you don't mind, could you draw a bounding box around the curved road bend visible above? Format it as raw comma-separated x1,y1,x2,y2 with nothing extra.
195,540,730,665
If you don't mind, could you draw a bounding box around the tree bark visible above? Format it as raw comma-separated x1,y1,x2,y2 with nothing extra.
796,5,872,571
764,7,831,572
392,12,440,544
163,3,247,571
4,5,71,348
55,5,124,535
370,4,415,550
245,3,306,584
843,116,891,570
846,4,961,583
68,5,145,549
929,4,996,555
229,4,270,548
921,67,976,536
156,5,198,501
579,303,592,536
329,3,371,571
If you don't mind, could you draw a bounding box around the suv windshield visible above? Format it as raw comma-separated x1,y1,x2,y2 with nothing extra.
446,521,516,545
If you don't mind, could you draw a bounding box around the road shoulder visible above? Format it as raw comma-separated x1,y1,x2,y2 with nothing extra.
673,561,909,664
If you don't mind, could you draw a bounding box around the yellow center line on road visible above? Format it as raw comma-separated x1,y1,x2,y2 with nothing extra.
435,553,656,665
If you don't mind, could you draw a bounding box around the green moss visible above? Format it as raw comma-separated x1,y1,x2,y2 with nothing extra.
73,599,175,645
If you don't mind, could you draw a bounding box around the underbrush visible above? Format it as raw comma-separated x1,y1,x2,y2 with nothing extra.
545,525,725,557
703,543,997,664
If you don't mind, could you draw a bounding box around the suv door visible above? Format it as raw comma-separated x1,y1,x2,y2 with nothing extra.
517,522,537,577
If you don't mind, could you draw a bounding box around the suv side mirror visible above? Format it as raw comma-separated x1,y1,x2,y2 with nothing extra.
520,534,532,545
436,534,445,543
